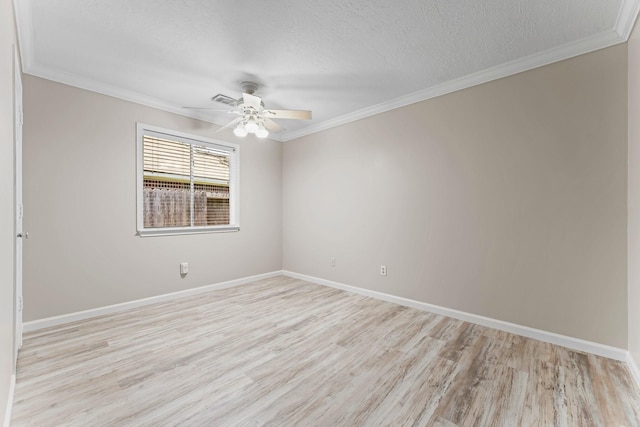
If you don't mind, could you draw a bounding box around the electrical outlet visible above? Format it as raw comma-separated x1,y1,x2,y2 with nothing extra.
180,262,189,275
330,257,336,267
380,265,387,276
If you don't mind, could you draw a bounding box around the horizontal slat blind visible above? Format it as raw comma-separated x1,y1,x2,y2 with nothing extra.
141,133,232,229
193,146,230,185
143,135,230,185
143,136,191,181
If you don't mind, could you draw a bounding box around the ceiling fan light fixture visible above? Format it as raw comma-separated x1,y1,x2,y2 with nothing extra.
233,123,248,137
245,118,259,133
255,125,269,138
205,81,311,138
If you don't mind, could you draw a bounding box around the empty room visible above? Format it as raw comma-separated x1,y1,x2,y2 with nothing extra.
3,0,640,425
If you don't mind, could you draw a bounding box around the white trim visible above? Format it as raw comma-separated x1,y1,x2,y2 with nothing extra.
628,352,640,391
23,271,283,332
137,226,240,237
18,270,637,372
280,30,624,142
282,271,628,362
20,62,282,142
615,0,640,39
13,45,23,368
18,63,285,143
3,375,15,427
12,0,33,73
22,63,223,130
16,29,626,145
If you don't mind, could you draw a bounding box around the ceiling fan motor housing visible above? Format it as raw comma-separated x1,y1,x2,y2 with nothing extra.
241,81,259,95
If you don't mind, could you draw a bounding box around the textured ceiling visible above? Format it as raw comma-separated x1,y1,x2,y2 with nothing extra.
14,0,640,141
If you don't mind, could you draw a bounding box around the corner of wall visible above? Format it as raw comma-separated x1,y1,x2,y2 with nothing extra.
628,11,640,381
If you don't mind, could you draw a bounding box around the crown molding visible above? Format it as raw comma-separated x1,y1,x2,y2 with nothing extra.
615,0,640,39
279,29,625,141
24,61,229,124
15,0,639,144
27,63,209,119
14,0,208,124
14,0,284,142
20,63,286,142
13,0,33,71
281,0,640,141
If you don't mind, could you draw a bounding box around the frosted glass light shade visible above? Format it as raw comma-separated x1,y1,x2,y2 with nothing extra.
234,124,248,137
245,118,259,133
256,126,269,138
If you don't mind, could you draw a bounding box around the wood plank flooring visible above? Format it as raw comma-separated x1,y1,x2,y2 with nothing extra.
11,276,640,426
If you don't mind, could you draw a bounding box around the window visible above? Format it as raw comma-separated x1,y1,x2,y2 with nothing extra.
136,123,239,236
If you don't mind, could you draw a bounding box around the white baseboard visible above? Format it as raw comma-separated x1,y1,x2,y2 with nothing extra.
3,374,15,427
628,352,640,391
283,271,628,362
23,271,284,332
21,268,633,366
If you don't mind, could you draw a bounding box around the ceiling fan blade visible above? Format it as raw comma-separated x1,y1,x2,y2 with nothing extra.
264,118,285,133
242,93,263,111
264,109,312,120
216,116,243,133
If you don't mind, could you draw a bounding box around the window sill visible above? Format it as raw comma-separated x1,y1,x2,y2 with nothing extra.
137,226,240,237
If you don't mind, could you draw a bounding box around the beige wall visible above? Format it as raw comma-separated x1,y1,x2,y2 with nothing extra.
0,0,17,421
22,76,283,320
629,21,640,367
283,45,628,348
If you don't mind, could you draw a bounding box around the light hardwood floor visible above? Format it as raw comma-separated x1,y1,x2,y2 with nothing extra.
11,276,640,426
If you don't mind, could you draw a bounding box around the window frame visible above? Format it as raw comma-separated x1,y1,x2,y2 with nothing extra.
136,123,240,236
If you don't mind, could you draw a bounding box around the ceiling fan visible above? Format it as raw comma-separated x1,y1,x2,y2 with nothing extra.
186,81,312,138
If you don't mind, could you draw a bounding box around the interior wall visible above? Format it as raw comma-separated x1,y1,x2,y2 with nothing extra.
629,21,640,367
22,75,283,321
283,44,628,348
0,0,17,421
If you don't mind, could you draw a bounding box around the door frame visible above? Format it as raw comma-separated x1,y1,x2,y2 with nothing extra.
14,45,23,367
